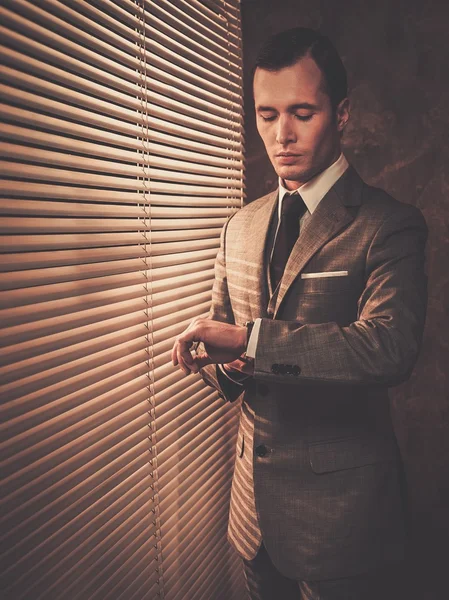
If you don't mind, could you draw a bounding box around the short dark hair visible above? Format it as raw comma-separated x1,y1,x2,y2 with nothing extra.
253,27,348,110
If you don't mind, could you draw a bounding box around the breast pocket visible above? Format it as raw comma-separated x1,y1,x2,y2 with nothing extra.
300,273,354,294
288,272,363,325
308,435,399,474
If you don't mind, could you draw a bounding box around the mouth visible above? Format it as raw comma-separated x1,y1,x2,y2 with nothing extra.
276,152,301,164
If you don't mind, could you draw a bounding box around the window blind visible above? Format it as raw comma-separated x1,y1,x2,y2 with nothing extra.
145,1,246,598
0,0,246,599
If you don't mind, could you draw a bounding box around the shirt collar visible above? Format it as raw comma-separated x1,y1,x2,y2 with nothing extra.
278,153,349,216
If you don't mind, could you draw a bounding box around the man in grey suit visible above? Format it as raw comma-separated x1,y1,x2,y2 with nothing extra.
172,27,427,600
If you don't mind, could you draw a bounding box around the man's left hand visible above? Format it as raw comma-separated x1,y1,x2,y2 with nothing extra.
171,317,247,375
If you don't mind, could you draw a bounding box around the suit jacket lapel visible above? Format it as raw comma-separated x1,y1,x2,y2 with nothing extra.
244,189,278,319
271,166,363,317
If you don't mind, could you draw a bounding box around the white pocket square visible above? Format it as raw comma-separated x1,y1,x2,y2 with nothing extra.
301,270,349,279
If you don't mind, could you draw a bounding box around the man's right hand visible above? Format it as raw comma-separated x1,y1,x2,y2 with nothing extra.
171,317,247,375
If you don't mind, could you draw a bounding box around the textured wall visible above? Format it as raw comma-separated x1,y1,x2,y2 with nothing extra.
241,0,449,596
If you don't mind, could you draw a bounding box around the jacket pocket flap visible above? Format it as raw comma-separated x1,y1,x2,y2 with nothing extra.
308,435,398,474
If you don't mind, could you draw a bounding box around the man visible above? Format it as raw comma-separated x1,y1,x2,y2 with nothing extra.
172,27,427,599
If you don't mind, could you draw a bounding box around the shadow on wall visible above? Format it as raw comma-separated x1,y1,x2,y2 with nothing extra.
241,0,449,597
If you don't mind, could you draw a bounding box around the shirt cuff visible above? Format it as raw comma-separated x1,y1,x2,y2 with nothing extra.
218,363,248,386
245,318,261,359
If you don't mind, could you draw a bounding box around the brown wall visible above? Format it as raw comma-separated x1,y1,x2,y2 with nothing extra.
241,0,449,596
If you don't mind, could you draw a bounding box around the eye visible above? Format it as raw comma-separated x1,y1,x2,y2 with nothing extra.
295,114,313,121
259,114,276,122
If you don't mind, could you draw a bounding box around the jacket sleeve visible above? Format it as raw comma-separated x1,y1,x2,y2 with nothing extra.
253,203,428,386
198,215,247,402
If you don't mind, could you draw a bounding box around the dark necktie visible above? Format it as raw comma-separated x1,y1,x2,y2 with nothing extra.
270,191,307,290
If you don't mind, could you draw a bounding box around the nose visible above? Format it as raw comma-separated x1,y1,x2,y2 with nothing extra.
276,115,296,146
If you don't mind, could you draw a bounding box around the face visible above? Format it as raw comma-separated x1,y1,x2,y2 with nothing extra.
253,56,349,190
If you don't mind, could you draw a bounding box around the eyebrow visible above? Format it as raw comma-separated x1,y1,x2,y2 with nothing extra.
257,103,319,112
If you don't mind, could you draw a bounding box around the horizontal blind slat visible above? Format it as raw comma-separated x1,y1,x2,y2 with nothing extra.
1,462,155,577
0,250,218,287
0,302,211,368
0,161,243,194
0,435,152,550
147,40,241,98
152,0,240,55
34,0,240,85
1,289,211,348
1,443,151,556
1,372,153,465
163,511,230,599
162,484,230,566
41,503,157,600
0,124,243,175
1,412,151,516
0,107,243,166
0,26,139,97
0,67,242,150
0,228,224,252
7,0,140,60
0,313,203,387
72,523,160,600
0,280,213,342
0,198,234,220
145,5,240,71
0,4,140,84
0,260,214,307
94,543,161,600
8,486,156,599
159,427,234,507
0,143,244,185
0,215,228,234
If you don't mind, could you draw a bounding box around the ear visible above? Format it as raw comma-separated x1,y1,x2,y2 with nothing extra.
336,97,350,132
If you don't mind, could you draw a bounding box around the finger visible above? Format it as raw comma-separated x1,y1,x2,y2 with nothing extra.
177,342,194,376
172,341,190,370
195,353,212,370
176,342,188,375
187,343,202,374
172,338,187,374
178,340,195,368
190,316,203,326
171,340,179,366
173,333,195,371
171,319,198,367
177,352,190,375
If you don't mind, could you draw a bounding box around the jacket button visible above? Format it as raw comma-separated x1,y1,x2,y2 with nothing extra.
258,383,269,396
255,444,268,457
292,365,301,376
271,364,280,374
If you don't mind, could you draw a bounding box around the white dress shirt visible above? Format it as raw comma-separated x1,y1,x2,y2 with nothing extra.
220,153,349,384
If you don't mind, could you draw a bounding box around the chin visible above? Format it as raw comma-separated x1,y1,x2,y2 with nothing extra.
277,165,310,185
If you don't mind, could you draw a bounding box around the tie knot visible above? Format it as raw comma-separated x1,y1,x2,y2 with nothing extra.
281,191,307,219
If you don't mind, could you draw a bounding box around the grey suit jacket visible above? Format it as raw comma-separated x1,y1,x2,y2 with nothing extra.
200,165,428,580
